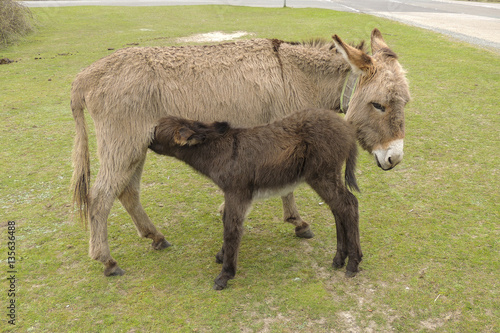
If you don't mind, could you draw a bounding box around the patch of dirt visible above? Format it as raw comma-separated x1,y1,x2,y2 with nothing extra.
322,273,401,331
338,311,363,333
420,311,461,330
176,31,252,43
260,313,291,333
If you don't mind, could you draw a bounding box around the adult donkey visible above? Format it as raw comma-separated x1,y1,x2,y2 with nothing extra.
71,29,410,276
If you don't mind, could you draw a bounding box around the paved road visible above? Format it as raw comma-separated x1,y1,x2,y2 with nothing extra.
22,0,500,51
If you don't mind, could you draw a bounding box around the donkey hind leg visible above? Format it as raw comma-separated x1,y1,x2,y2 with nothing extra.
118,157,170,251
88,168,131,277
307,178,362,277
88,148,148,277
282,192,314,238
213,195,251,290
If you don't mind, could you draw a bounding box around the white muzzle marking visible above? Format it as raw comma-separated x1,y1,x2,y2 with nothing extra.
373,139,404,171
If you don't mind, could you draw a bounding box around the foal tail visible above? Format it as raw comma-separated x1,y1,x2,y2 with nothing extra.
70,93,90,227
345,142,360,193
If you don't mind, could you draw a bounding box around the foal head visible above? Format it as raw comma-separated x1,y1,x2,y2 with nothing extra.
149,116,230,155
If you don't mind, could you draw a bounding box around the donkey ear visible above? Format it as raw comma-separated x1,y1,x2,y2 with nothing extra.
370,28,398,59
332,34,373,75
370,28,389,54
174,127,205,146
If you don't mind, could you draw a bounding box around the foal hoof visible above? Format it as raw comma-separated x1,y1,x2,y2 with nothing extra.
213,278,228,290
104,264,125,277
295,226,314,239
213,273,232,290
152,238,171,250
345,270,358,278
213,282,226,291
332,259,345,269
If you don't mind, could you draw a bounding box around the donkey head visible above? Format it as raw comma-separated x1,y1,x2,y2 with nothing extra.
150,116,230,155
332,29,410,170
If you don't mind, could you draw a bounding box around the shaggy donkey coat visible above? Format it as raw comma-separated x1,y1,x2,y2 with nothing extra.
149,108,361,290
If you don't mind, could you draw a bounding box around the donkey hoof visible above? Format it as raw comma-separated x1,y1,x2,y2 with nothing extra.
345,270,358,278
104,265,125,277
152,238,171,250
295,226,314,239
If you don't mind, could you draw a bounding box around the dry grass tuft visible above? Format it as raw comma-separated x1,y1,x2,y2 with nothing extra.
0,0,33,46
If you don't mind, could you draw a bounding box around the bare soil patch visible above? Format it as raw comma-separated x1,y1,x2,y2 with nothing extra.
176,31,252,43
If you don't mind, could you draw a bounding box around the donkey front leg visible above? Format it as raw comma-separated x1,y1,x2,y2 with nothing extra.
213,195,251,290
282,192,314,238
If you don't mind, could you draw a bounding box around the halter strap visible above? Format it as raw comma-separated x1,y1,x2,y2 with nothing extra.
340,71,359,114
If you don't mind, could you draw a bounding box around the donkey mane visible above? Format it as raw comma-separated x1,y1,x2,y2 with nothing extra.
277,38,367,53
176,37,358,53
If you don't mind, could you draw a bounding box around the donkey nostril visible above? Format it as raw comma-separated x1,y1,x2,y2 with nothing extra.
388,156,393,165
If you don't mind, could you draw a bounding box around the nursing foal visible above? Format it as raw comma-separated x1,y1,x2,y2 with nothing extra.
149,108,361,290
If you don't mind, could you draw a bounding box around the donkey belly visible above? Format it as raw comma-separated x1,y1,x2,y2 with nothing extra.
252,179,304,201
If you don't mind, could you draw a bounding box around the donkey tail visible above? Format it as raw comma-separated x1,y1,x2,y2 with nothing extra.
70,93,91,227
345,142,360,193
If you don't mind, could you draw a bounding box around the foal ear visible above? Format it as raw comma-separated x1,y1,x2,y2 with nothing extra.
332,34,373,75
174,127,205,146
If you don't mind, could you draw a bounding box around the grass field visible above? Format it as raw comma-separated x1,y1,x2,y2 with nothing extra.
1,5,499,332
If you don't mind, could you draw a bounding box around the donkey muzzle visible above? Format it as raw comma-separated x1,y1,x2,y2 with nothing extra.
373,139,404,171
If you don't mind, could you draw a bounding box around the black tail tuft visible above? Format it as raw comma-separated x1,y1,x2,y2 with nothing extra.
214,121,230,134
345,143,360,193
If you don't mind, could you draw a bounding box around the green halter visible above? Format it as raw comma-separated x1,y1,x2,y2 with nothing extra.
340,71,359,114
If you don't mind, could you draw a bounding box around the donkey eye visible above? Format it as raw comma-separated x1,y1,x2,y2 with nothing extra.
372,102,386,112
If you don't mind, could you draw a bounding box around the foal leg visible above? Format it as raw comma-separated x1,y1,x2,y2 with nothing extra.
282,192,314,238
331,211,348,270
118,156,170,250
334,191,362,277
308,177,362,277
213,194,251,290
